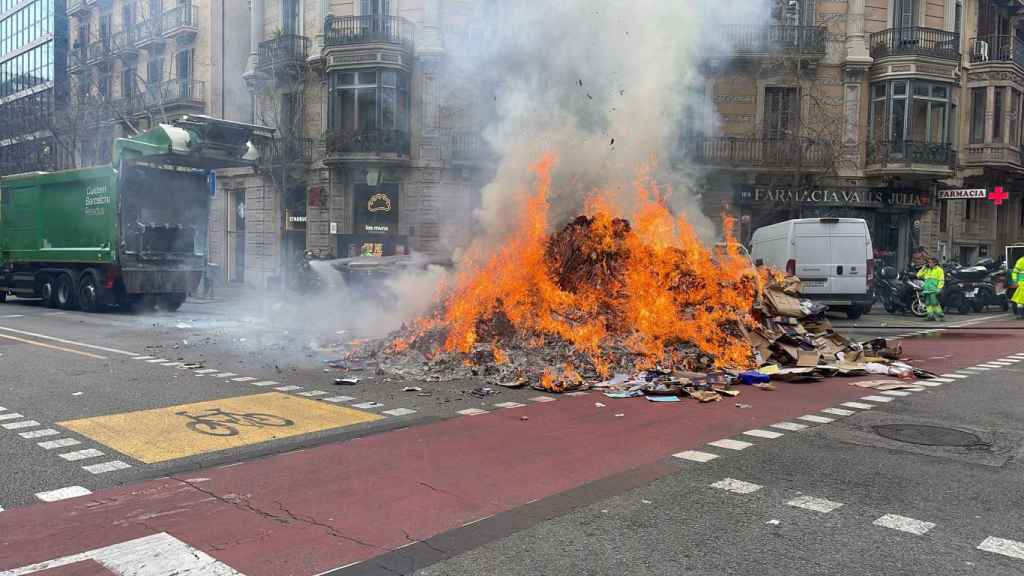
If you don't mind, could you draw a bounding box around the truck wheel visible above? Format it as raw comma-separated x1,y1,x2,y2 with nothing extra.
38,275,57,307
78,271,102,313
157,293,187,312
55,273,79,310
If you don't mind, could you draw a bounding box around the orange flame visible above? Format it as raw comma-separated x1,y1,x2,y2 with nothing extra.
403,154,758,377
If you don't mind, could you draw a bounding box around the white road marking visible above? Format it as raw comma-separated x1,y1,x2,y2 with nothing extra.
873,514,935,535
743,429,783,439
457,408,489,416
1,420,40,430
159,362,185,368
274,385,301,392
252,380,280,386
708,438,753,451
322,396,355,403
976,364,1003,368
673,450,719,462
0,327,138,357
880,390,912,397
0,413,25,421
797,415,835,424
35,486,92,502
565,391,589,396
822,408,856,416
0,314,24,318
194,369,220,374
0,406,4,411
231,377,258,382
841,402,874,410
770,422,809,431
977,536,1024,561
83,460,132,474
962,367,991,372
915,381,943,388
861,395,895,403
214,372,238,378
146,358,169,363
710,478,762,494
494,402,526,409
787,495,844,513
940,374,968,379
19,428,59,439
985,362,1013,366
382,408,417,417
132,356,155,360
529,396,556,403
352,402,384,409
297,390,328,397
927,377,955,383
59,448,105,461
0,532,245,575
38,438,80,450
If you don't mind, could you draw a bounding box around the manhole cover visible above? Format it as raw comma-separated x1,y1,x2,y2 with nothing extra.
873,424,983,447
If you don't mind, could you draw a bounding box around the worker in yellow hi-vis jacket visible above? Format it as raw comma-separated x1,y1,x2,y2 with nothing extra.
917,257,946,321
1011,255,1024,320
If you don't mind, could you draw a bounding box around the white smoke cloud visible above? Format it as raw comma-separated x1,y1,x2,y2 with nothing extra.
446,0,770,242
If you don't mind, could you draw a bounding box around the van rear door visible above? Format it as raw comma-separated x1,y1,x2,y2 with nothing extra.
793,221,831,295
829,221,869,295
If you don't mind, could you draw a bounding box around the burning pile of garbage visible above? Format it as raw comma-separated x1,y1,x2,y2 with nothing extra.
349,156,932,399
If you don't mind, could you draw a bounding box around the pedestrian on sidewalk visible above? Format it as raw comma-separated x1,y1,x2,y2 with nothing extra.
1011,254,1024,320
918,257,945,322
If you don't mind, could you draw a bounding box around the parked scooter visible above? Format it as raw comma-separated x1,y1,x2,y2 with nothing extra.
938,263,973,315
877,266,927,317
960,258,1011,313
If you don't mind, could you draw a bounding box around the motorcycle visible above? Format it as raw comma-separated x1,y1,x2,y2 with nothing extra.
877,266,927,317
959,258,1010,313
940,263,973,315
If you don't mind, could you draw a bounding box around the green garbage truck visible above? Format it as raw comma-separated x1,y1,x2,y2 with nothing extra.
0,116,266,312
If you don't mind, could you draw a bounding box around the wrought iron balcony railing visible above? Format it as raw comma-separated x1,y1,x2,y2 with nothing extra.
146,78,206,106
866,140,956,168
325,128,411,157
132,19,164,46
162,4,198,37
969,34,1024,66
258,137,314,166
727,25,827,56
869,27,960,60
324,15,414,50
258,35,311,68
449,131,496,163
86,39,112,63
689,136,832,169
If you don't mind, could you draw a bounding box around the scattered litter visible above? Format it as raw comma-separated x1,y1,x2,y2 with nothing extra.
604,390,644,399
646,396,681,403
72,392,83,396
333,378,360,386
594,402,606,408
497,379,528,388
470,387,500,398
614,413,625,417
735,403,752,409
175,323,192,329
403,386,423,392
753,383,776,392
767,519,781,526
520,416,529,422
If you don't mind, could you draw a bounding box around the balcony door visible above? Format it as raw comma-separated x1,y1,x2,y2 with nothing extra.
763,87,800,165
281,0,301,36
361,0,391,17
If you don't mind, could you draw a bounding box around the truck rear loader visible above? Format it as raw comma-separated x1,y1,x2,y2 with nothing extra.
0,116,265,312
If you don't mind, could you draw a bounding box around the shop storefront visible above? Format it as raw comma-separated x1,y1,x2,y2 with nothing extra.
734,185,933,269
337,183,409,257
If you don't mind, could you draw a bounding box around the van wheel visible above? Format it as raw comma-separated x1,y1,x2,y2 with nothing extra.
846,307,863,320
55,273,79,310
0,291,6,303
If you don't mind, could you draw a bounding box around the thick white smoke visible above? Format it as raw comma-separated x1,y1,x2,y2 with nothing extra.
446,0,771,242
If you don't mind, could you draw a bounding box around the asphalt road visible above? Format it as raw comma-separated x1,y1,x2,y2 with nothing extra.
1,295,1021,576
412,329,1024,576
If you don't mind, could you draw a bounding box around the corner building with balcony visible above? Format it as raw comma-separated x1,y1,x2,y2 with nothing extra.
217,0,491,289
696,0,1024,269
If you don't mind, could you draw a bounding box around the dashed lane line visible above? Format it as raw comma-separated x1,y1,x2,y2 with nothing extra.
145,358,169,363
770,422,809,431
708,439,753,451
38,438,80,450
821,407,856,416
673,450,719,462
880,390,913,397
978,536,1024,561
0,326,136,356
19,428,59,439
861,395,895,403
786,495,844,513
59,448,105,461
710,478,762,494
941,373,969,379
873,514,936,536
841,402,874,410
0,413,25,421
743,429,784,439
797,415,835,424
322,396,355,403
83,460,132,474
1,420,40,430
382,408,417,417
457,408,489,416
494,402,526,409
34,486,92,502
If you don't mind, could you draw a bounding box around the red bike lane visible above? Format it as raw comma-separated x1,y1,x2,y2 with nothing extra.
2,318,1021,576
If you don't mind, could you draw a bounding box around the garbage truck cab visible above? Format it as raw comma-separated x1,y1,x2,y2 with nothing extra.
0,115,269,312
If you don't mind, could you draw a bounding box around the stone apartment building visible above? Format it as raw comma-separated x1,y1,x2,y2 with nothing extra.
695,0,1024,269
208,0,490,289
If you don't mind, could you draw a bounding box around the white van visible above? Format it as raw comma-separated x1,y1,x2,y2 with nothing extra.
750,218,875,319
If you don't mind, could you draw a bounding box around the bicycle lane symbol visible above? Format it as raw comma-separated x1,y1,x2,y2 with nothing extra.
175,408,295,437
